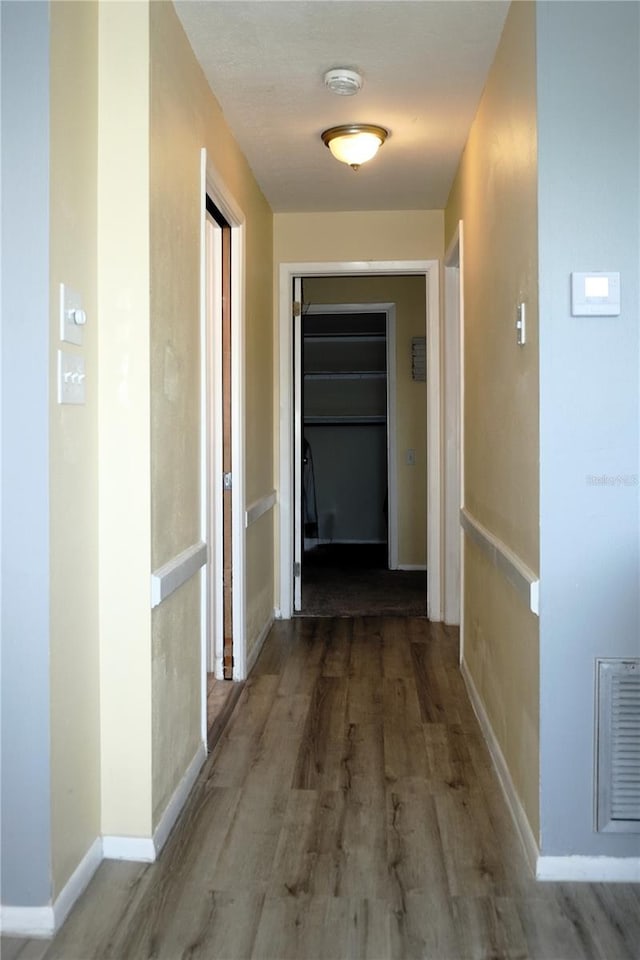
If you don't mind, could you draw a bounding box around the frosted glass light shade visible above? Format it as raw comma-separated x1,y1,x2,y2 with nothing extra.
321,125,388,169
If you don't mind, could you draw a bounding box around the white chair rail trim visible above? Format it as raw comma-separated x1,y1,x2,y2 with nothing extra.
245,490,277,529
150,541,208,608
460,508,539,616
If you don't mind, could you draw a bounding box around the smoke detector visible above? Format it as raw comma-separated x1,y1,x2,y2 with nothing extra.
323,68,363,96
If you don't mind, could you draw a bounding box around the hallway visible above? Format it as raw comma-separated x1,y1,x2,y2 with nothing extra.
4,618,638,960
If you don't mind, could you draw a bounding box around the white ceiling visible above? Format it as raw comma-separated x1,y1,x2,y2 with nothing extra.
175,1,510,212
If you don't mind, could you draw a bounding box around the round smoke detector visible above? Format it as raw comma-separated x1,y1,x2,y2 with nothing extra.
323,68,363,96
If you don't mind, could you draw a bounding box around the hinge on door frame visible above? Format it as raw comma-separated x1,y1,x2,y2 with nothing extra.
223,471,232,491
294,561,301,576
293,301,301,318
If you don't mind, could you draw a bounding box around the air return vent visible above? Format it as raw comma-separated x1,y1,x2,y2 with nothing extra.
596,659,640,833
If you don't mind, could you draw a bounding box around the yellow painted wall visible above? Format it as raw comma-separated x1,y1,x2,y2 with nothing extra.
274,210,443,265
445,0,540,836
98,0,153,838
303,275,427,567
49,0,101,897
149,0,274,811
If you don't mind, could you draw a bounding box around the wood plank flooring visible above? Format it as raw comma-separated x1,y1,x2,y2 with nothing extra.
207,675,244,752
4,618,639,960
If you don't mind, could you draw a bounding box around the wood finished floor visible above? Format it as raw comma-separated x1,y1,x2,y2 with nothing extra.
4,617,639,960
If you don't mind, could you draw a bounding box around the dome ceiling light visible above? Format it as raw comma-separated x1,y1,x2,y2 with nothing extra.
321,124,389,171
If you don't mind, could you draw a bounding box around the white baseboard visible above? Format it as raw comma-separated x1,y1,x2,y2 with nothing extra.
102,835,156,862
246,610,275,675
104,742,207,863
461,660,640,884
460,659,539,875
536,855,640,883
397,563,427,571
0,836,103,938
0,905,55,939
53,836,103,932
1,747,207,938
153,742,207,856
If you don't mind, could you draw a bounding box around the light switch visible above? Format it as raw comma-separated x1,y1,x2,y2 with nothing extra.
59,283,87,345
516,302,526,346
57,350,86,405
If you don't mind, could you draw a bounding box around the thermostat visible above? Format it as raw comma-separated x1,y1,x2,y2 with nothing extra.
571,272,620,316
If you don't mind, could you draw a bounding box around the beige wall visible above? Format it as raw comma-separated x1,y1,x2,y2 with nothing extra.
274,210,443,265
445,1,540,836
45,0,276,888
98,0,153,839
49,0,101,897
149,1,274,810
303,275,427,567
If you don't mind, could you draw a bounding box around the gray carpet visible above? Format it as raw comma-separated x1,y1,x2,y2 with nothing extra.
301,544,427,617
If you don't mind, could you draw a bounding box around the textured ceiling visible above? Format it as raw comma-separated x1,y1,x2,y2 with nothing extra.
175,1,510,212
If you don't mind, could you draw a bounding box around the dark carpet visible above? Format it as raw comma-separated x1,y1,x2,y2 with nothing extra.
301,543,427,617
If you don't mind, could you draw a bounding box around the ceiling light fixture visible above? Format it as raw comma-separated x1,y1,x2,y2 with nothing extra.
321,124,389,171
323,68,363,96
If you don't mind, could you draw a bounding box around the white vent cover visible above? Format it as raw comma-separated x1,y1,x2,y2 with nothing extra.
411,337,426,381
596,659,640,833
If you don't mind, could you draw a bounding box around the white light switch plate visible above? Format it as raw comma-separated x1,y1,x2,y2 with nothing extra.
57,350,86,405
59,283,86,345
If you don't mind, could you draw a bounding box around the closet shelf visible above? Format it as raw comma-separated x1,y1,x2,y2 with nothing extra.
304,371,386,381
304,334,385,343
305,415,386,425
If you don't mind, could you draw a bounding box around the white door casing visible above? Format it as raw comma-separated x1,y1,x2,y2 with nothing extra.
200,148,247,691
444,222,464,643
278,260,441,621
204,216,224,684
293,278,303,611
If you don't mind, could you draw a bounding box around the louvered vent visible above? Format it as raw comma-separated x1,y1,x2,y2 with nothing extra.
596,659,640,833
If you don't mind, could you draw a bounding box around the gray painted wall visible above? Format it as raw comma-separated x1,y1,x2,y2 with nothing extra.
537,1,640,856
1,0,53,906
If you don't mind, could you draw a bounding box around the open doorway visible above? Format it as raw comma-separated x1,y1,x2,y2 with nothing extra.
291,273,432,618
200,150,248,751
279,258,441,623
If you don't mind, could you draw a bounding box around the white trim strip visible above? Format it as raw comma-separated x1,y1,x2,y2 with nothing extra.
150,541,207,608
152,742,207,856
0,905,55,939
102,835,156,862
460,508,539,616
461,659,539,875
536,855,640,883
103,743,207,863
53,836,103,934
0,837,103,938
245,490,276,529
1,747,208,937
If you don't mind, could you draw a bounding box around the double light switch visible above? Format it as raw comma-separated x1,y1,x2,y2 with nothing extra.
58,283,87,404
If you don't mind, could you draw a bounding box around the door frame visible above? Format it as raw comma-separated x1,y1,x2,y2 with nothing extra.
444,222,464,645
278,260,441,621
200,149,247,696
300,301,398,574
